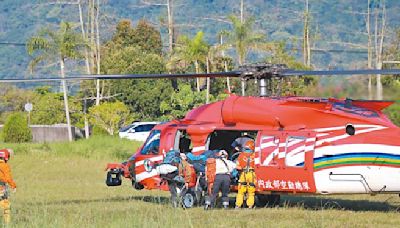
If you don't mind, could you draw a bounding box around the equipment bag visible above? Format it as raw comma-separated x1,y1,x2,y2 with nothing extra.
205,158,216,184
156,164,178,175
186,164,197,188
187,150,219,173
202,150,220,159
191,162,205,173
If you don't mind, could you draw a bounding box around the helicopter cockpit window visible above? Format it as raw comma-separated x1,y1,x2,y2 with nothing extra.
174,130,192,153
141,130,161,155
285,136,306,167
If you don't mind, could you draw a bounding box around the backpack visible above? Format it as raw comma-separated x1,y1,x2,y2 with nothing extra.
205,158,216,184
187,150,219,173
183,163,197,188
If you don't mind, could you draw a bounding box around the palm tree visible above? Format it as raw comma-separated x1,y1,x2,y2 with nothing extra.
227,15,266,65
173,31,209,92
226,15,270,95
27,22,86,141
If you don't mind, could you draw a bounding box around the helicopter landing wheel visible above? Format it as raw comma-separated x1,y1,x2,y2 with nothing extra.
181,189,197,209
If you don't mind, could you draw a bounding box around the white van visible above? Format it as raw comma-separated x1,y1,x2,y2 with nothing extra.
118,122,159,141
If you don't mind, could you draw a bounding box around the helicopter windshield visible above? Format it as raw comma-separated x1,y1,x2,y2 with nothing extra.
140,130,160,155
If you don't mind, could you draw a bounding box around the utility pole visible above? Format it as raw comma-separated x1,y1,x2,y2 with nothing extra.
167,0,174,53
78,0,91,76
240,0,244,23
303,0,311,67
240,0,245,96
95,0,101,105
366,0,373,99
374,0,386,100
206,57,210,104
220,33,231,93
60,58,73,142
83,98,90,139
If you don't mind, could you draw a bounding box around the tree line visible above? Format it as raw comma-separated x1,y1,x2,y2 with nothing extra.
0,0,399,140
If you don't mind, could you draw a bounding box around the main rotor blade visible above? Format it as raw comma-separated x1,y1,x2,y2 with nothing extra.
0,71,241,83
282,68,400,76
1,68,400,83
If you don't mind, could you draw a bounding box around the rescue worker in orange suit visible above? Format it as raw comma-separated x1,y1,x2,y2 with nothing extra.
235,140,256,209
0,149,16,224
206,150,236,209
168,153,194,207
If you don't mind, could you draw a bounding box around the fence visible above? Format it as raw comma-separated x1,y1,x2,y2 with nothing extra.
0,125,85,143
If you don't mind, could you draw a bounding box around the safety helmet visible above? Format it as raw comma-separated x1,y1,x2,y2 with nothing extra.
244,140,255,152
218,150,228,158
0,149,11,161
180,153,187,160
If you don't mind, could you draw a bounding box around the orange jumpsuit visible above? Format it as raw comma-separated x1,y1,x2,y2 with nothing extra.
0,159,16,224
235,152,256,208
178,159,195,186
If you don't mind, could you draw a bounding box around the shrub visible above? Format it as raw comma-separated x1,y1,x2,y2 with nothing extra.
89,101,134,135
384,102,400,127
3,113,32,143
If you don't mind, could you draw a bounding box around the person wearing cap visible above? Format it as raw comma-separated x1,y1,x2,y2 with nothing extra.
168,153,194,207
0,149,16,224
231,132,253,154
235,140,256,209
207,150,236,209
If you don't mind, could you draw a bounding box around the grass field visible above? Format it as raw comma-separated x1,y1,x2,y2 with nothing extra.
2,136,400,227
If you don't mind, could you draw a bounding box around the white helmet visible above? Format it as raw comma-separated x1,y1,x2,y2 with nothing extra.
180,153,187,160
218,150,228,158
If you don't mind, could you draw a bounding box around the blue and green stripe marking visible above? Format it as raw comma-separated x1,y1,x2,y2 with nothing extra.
312,153,400,170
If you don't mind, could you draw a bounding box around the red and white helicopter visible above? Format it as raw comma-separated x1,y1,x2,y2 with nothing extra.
2,64,400,207
102,64,400,207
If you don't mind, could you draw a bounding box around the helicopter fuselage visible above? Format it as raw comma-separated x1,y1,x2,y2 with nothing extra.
106,94,400,195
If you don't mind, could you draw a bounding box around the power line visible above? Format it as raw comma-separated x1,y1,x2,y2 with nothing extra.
0,41,367,54
0,42,26,46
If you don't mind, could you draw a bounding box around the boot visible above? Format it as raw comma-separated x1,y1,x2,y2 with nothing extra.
204,199,211,210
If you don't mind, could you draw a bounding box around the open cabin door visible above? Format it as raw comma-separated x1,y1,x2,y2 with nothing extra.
255,131,316,193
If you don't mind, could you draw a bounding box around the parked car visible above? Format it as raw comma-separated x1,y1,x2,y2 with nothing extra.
118,122,159,141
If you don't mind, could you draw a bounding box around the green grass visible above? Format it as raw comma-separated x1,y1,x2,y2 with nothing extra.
1,135,143,160
2,136,400,227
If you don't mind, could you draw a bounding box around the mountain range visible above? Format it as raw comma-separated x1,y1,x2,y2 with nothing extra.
1,0,399,79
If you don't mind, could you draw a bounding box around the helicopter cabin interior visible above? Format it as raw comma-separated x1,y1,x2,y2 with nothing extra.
174,129,257,159
172,128,315,171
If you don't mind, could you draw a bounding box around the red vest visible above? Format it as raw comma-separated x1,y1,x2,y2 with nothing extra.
236,152,255,171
